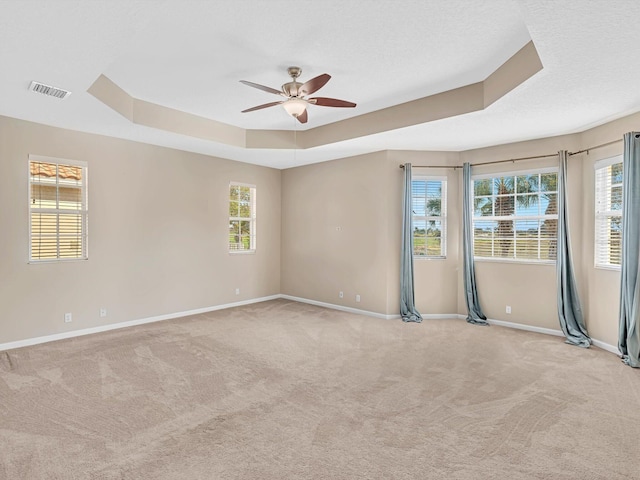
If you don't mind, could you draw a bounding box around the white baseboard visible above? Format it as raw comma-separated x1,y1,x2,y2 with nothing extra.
457,313,564,337
279,294,400,319
0,294,281,352
456,314,620,356
280,296,463,321
591,338,621,356
1,294,622,360
486,318,565,337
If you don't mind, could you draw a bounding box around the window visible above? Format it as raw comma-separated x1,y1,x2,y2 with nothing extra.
595,156,622,268
29,155,88,261
228,183,256,253
472,169,558,262
412,176,446,258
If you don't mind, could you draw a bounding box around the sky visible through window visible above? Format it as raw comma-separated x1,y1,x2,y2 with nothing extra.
411,180,441,216
473,174,557,228
472,173,558,261
412,178,445,258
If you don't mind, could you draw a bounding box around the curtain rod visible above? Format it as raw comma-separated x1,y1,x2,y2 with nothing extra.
568,138,623,156
398,164,458,169
398,153,557,170
398,137,627,170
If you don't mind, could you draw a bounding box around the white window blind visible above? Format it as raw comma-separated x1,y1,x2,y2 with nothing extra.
229,183,256,253
594,156,622,268
29,155,88,261
412,177,446,258
472,169,558,262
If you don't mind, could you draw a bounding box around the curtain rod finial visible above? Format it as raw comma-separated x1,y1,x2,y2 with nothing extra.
399,164,405,169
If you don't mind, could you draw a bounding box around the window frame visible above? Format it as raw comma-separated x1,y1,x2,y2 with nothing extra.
28,154,88,263
594,155,623,270
228,181,256,254
412,175,447,259
470,167,558,265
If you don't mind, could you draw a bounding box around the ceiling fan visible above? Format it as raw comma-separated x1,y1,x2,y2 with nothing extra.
240,66,356,124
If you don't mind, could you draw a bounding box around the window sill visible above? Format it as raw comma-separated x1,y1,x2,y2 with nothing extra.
474,257,555,266
29,258,88,264
594,264,621,272
229,250,256,255
414,256,447,260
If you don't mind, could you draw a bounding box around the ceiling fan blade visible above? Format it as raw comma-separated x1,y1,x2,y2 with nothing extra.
299,74,331,96
309,97,356,108
239,80,284,96
241,101,284,113
296,110,308,124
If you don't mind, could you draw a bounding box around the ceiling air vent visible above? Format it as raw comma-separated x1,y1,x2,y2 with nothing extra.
29,81,71,99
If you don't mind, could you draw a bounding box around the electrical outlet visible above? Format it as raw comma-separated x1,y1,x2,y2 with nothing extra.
235,288,240,295
339,291,344,298
356,294,361,302
506,305,512,314
100,308,107,318
64,313,72,323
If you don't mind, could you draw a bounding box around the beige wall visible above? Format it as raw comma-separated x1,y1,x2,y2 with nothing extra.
387,151,461,316
458,135,582,329
279,150,460,317
2,109,639,351
280,151,394,314
280,112,639,353
576,112,640,346
0,116,281,344
457,112,637,346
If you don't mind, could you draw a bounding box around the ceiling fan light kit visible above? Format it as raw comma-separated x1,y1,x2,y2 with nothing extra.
240,66,356,124
282,98,307,117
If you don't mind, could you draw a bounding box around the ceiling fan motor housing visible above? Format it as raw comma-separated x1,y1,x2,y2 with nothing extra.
283,67,302,96
282,82,300,97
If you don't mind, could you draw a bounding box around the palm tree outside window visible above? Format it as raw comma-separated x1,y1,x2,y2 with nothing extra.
412,177,447,258
472,170,558,261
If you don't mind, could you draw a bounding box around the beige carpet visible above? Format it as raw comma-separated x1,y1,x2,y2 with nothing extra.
0,299,639,479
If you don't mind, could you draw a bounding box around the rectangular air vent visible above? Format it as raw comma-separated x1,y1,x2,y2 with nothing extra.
29,81,71,99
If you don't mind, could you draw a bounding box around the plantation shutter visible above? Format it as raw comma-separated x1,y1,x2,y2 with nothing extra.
229,183,256,252
29,156,88,261
472,177,496,258
411,177,446,257
594,157,623,267
472,170,558,261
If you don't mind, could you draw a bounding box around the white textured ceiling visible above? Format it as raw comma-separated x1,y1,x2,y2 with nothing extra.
1,0,639,168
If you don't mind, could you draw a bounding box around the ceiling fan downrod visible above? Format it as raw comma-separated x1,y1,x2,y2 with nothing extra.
283,66,302,97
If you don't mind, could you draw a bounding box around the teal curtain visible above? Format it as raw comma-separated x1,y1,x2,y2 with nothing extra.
556,151,591,347
462,163,488,325
618,132,640,367
400,163,422,322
